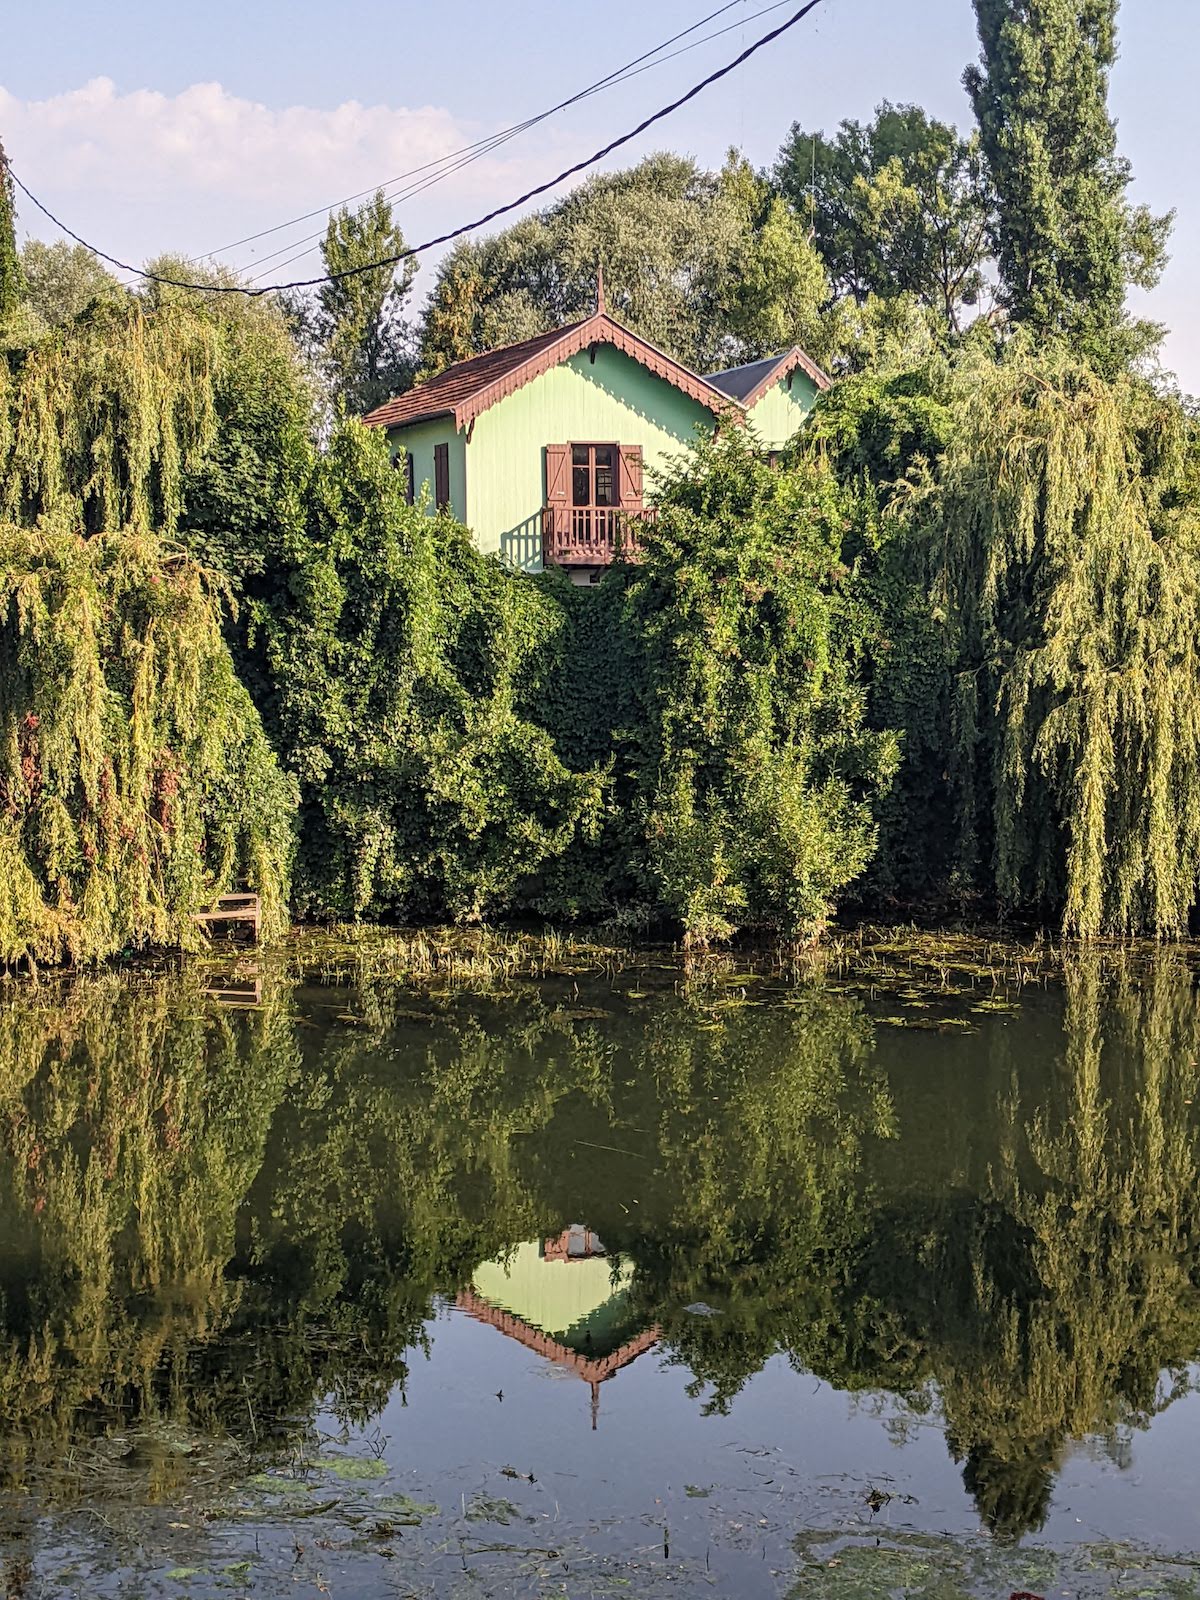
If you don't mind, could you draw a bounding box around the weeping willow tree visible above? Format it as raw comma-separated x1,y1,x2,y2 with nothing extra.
0,527,296,968
927,350,1200,934
0,290,299,968
0,299,221,536
830,345,1200,934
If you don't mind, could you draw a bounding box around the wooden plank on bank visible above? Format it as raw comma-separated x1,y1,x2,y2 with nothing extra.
195,892,261,942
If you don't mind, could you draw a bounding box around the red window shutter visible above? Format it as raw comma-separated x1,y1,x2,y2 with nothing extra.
545,444,569,505
433,443,450,509
618,445,644,509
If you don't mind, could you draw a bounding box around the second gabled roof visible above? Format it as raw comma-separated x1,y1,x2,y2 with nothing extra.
362,312,745,433
706,346,831,409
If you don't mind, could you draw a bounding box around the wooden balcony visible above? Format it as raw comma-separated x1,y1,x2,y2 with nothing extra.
542,504,655,567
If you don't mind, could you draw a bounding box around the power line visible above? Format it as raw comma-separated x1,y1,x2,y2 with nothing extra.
4,0,828,299
210,0,753,265
229,0,798,284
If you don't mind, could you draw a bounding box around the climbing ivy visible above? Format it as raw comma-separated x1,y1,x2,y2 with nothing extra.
618,430,899,941
525,431,900,941
252,421,603,922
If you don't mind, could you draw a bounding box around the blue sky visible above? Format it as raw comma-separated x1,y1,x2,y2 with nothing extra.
3,0,1195,389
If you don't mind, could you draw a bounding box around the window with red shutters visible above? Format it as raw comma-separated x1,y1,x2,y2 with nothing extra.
433,442,450,509
617,445,644,509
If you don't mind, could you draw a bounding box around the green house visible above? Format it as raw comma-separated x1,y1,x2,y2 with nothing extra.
363,297,829,578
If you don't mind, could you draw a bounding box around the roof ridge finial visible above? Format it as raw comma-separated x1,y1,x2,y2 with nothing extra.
596,262,605,317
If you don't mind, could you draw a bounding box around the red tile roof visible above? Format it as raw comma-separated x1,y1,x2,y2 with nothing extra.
362,312,746,433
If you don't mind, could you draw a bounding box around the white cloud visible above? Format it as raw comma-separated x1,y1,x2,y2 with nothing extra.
0,77,560,280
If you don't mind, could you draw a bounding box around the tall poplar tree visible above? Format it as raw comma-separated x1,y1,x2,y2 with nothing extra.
964,0,1171,370
296,191,417,416
0,137,24,318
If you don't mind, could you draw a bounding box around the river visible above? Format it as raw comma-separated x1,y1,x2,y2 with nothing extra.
2,932,1199,1597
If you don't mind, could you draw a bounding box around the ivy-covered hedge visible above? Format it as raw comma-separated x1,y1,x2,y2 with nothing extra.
248,422,604,923
248,424,898,942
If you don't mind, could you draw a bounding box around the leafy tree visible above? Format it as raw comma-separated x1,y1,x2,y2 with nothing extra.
418,153,830,378
776,102,994,338
252,421,602,921
964,0,1172,370
0,286,299,967
18,239,123,327
712,154,832,362
825,344,1200,932
138,257,316,585
616,430,899,942
0,526,296,969
292,191,417,416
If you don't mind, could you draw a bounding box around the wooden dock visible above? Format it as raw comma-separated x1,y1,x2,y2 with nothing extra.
195,892,261,942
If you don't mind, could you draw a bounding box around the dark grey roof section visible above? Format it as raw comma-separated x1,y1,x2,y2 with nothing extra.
705,355,784,402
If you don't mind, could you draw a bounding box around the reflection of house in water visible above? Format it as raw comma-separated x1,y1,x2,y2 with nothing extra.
459,1226,658,1428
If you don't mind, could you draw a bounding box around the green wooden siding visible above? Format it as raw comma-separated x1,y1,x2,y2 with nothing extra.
464,344,718,570
388,415,467,525
743,371,820,450
384,344,821,569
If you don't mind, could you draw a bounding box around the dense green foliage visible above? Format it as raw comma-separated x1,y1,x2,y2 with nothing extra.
230,415,889,941
250,422,603,921
0,527,295,970
17,240,123,331
776,102,994,338
0,284,300,968
822,348,1200,933
286,191,418,417
419,154,832,377
965,0,1171,370
610,433,898,941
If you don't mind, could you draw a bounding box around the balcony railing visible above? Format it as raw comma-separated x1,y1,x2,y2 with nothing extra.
542,504,656,567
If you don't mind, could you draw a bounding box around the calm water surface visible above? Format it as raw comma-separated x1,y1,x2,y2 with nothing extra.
3,938,1200,1597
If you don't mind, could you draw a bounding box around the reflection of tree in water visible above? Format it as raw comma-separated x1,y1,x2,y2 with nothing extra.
933,957,1200,1537
0,970,300,1492
0,971,888,1483
4,954,1200,1546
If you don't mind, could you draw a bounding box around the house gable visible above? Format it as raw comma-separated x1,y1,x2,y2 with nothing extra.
743,369,823,451
363,312,740,435
464,341,719,569
707,346,830,452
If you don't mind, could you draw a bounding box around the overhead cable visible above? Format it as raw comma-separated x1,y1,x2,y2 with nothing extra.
210,0,755,263
228,0,798,282
3,0,828,299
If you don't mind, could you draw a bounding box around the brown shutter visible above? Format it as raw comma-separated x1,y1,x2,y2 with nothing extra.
545,444,569,506
618,445,644,509
434,443,450,509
